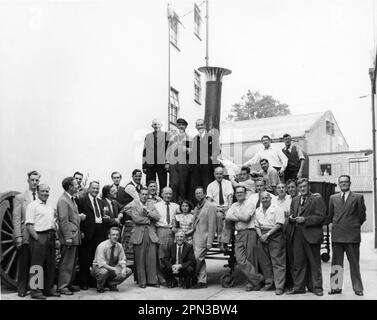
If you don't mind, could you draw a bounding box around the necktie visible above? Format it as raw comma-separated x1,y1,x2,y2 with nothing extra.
256,197,261,209
301,196,306,207
111,201,116,215
109,244,117,266
93,197,101,218
32,191,36,200
218,181,224,205
178,245,182,264
166,202,170,225
342,193,345,204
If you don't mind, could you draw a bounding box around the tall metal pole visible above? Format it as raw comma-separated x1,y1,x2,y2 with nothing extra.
205,0,209,67
167,5,171,131
369,67,377,248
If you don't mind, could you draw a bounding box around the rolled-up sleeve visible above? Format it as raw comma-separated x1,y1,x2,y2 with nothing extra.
297,145,306,160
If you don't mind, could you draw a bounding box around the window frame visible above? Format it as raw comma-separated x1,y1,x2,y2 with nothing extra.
169,87,180,127
194,3,202,40
194,70,202,105
169,12,180,50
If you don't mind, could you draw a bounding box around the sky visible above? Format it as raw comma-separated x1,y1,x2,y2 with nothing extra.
0,0,376,200
211,0,377,150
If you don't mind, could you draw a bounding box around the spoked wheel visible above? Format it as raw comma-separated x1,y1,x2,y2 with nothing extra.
0,191,20,290
220,272,234,288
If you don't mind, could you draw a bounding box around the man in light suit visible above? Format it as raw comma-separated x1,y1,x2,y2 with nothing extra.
287,178,326,296
192,187,217,289
57,176,83,295
123,187,160,288
12,170,40,297
328,175,366,296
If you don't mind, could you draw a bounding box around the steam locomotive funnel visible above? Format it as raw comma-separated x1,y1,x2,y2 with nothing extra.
198,66,231,131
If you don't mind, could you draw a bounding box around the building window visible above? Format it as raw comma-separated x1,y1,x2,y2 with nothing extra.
349,157,369,176
169,87,179,125
169,12,179,49
320,164,332,176
194,4,202,39
194,70,202,104
326,120,335,136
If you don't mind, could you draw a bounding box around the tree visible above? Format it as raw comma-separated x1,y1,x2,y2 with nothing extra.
226,90,290,121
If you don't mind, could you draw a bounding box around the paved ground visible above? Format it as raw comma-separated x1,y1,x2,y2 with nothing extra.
1,233,377,300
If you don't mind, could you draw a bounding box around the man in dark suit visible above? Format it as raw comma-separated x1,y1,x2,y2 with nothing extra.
189,119,220,203
12,170,40,297
57,177,83,295
161,230,196,288
77,181,106,289
101,184,123,234
328,175,366,296
142,119,170,193
287,178,326,296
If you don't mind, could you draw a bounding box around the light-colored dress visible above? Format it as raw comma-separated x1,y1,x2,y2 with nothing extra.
173,211,194,244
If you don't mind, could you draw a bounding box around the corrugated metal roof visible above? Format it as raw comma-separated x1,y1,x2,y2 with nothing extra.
220,111,327,144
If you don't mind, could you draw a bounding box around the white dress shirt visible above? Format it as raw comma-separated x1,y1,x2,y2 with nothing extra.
25,200,56,232
206,179,234,206
225,200,256,230
275,194,292,217
89,194,103,223
255,204,285,230
244,146,288,170
154,201,179,228
283,144,305,160
340,190,350,202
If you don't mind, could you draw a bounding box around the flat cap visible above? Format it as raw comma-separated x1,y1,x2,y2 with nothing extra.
176,118,188,126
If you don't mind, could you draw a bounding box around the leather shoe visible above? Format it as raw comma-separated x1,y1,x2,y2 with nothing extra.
139,284,146,289
147,283,160,288
245,284,261,292
59,288,73,295
68,285,80,292
314,290,324,296
260,285,274,291
31,294,46,300
80,285,89,291
286,289,306,295
17,292,27,298
275,289,284,295
109,286,119,292
328,289,342,295
355,291,364,296
193,283,207,289
97,288,105,293
45,291,61,297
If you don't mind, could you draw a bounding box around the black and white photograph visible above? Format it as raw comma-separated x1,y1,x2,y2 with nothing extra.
0,0,377,307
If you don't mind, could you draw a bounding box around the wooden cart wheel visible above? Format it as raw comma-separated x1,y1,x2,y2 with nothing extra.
321,252,330,263
220,272,234,288
0,191,20,289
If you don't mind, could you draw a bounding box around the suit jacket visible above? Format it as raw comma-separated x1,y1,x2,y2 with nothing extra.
12,190,32,244
123,200,160,245
161,242,196,271
329,192,366,243
57,192,81,246
101,198,122,230
77,194,105,242
192,200,217,248
287,193,326,244
142,131,170,168
189,130,220,165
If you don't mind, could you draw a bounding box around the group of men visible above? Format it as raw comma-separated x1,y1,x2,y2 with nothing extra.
11,117,367,298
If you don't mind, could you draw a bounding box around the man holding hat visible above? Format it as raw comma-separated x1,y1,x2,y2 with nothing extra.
166,118,191,202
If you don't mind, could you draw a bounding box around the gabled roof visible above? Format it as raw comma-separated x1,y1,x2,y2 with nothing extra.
220,111,328,144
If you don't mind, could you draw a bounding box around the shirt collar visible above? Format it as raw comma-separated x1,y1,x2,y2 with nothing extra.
89,194,97,202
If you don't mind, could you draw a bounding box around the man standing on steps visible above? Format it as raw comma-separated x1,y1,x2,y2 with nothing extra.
142,119,170,193
12,170,41,298
282,133,306,181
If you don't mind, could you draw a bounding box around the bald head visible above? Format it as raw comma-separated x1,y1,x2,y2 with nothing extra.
214,166,224,182
161,187,173,202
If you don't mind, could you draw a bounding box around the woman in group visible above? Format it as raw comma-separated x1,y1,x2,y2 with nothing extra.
172,200,195,244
